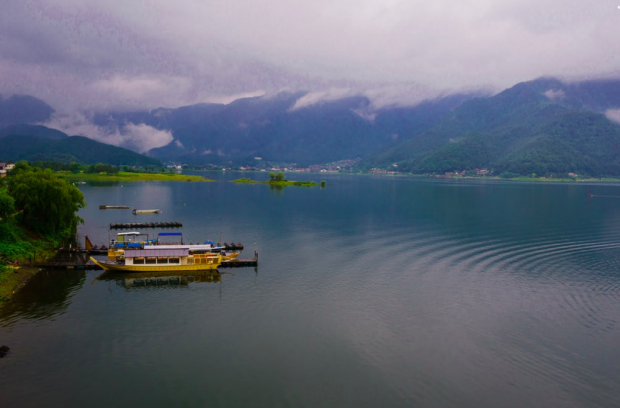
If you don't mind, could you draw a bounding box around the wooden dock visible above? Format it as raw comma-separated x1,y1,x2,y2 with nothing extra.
29,250,258,270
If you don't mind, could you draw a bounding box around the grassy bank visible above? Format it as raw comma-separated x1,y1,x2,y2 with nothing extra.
232,178,322,187
58,171,214,182
0,222,63,302
0,265,41,302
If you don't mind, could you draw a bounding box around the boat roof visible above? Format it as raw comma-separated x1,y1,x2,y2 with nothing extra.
116,231,143,235
143,244,222,250
144,245,190,249
127,248,188,257
158,232,182,236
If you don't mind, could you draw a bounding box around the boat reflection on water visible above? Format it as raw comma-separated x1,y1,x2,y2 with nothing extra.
95,269,221,289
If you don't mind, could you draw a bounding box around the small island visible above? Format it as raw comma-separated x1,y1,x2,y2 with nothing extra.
233,172,326,187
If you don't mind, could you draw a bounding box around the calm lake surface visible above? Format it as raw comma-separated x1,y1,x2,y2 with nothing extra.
2,173,620,407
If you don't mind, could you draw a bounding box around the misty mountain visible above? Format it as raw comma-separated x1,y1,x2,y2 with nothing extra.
94,91,478,165
7,76,620,176
364,77,620,176
0,124,68,140
0,125,161,166
0,94,54,128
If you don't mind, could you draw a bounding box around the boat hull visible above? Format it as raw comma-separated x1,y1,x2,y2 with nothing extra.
90,257,219,272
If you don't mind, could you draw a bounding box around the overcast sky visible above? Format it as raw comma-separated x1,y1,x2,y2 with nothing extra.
1,0,620,113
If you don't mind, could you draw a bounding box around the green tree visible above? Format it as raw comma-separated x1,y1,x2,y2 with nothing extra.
269,172,275,180
275,172,284,181
7,161,32,177
8,168,86,235
68,162,81,173
0,188,15,221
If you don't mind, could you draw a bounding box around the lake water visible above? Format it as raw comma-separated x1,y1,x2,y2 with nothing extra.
2,173,620,408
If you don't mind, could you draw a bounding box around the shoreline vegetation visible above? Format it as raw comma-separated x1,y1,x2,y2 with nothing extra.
181,166,620,184
58,171,213,182
1,162,85,302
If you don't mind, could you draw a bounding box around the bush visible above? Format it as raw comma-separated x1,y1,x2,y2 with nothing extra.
499,172,518,179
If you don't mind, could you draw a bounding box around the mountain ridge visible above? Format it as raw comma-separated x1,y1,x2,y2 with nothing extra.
0,126,161,166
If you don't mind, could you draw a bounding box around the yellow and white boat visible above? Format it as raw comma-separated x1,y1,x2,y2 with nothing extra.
91,246,221,272
221,251,240,261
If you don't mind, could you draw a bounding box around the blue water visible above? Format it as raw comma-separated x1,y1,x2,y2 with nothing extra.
2,174,620,407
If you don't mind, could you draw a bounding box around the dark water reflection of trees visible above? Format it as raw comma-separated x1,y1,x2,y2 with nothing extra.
0,269,85,326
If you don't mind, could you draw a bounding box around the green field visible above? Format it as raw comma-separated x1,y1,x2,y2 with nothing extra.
58,171,213,182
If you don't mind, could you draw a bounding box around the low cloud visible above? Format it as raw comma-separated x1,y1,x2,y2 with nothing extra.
352,108,377,122
605,108,620,125
41,112,173,153
544,89,566,101
289,88,360,111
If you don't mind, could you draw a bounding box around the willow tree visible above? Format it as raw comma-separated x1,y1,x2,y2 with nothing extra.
8,167,86,235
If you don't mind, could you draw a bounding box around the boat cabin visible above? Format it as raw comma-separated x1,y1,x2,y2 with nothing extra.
123,247,219,266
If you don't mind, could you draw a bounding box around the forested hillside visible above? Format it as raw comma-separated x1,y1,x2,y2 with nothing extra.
94,92,477,165
5,77,620,176
0,126,161,166
363,78,620,177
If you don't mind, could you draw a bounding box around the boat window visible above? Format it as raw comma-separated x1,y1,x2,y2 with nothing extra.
146,257,157,264
169,257,180,264
157,257,169,264
134,257,145,264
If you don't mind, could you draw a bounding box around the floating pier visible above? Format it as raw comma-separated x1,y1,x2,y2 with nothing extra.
28,249,100,269
99,205,130,209
222,243,244,250
220,258,258,268
110,222,183,229
132,209,161,214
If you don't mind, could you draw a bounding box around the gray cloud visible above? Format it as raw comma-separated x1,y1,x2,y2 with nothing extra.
1,0,619,113
605,109,620,125
41,112,173,152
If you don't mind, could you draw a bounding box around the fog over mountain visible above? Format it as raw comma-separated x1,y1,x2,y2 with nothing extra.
1,0,619,115
2,1,620,165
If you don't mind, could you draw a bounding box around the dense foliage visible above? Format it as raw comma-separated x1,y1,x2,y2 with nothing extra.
0,187,15,221
6,162,86,235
